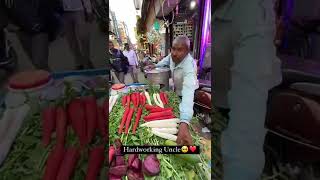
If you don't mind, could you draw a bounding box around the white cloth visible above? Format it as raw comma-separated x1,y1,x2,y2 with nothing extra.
123,50,139,66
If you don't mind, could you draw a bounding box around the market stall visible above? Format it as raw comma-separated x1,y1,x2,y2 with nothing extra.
109,82,211,180
0,69,109,179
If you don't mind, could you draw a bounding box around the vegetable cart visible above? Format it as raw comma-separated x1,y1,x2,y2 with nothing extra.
0,68,109,179
109,83,211,180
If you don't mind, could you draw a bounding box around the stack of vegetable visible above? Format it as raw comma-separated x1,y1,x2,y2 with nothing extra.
0,85,109,180
109,88,211,180
109,139,149,180
42,94,109,180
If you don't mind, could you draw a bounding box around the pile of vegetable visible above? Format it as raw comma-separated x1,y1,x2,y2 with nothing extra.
0,84,109,180
109,86,211,180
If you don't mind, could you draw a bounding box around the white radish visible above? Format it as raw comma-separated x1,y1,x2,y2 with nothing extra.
151,130,177,141
156,93,164,108
153,93,163,108
145,91,152,105
153,93,161,107
152,128,178,135
150,118,180,123
109,96,113,106
109,94,119,113
140,121,177,128
0,104,30,165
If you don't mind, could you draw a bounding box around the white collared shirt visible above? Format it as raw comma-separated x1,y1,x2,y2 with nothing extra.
123,50,139,66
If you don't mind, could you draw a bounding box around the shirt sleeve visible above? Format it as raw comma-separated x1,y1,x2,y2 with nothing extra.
179,64,197,124
133,51,139,65
155,55,170,67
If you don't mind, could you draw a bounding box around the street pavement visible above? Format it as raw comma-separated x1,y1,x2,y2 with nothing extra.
111,69,147,85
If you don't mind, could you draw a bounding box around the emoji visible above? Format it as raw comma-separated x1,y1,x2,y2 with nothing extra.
189,146,197,153
181,146,189,153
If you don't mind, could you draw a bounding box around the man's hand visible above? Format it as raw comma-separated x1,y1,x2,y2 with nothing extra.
144,64,156,71
176,123,193,145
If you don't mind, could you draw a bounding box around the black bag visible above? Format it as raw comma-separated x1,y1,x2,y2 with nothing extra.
110,49,129,72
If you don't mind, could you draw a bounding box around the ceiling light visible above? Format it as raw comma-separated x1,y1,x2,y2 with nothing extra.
190,0,196,9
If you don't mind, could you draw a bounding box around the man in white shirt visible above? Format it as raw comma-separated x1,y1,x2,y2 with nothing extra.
123,43,139,83
62,0,94,70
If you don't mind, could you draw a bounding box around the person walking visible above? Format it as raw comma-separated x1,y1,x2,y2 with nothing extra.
123,43,139,83
61,0,95,70
109,41,128,84
213,0,282,179
3,0,62,72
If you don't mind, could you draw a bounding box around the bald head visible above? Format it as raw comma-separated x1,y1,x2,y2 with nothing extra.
171,36,190,64
173,36,190,50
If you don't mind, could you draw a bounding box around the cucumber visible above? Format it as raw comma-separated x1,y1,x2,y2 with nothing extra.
164,140,201,164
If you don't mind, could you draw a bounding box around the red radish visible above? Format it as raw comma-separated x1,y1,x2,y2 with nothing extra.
144,115,176,121
159,92,166,105
56,147,80,180
68,99,87,146
131,93,136,107
125,107,135,134
144,113,175,121
144,111,173,119
97,106,107,139
109,146,115,165
56,107,67,146
145,105,161,111
140,94,146,106
118,106,130,134
149,109,173,115
121,95,127,107
41,106,56,147
163,92,169,104
126,95,131,106
136,93,140,106
84,96,98,144
43,144,65,180
85,146,105,180
103,98,108,118
132,107,143,134
150,107,173,113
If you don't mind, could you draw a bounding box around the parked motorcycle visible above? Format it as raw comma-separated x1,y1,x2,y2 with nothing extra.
263,63,320,179
194,66,212,131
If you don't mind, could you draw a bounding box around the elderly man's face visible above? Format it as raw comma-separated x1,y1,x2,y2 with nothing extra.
171,42,188,64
